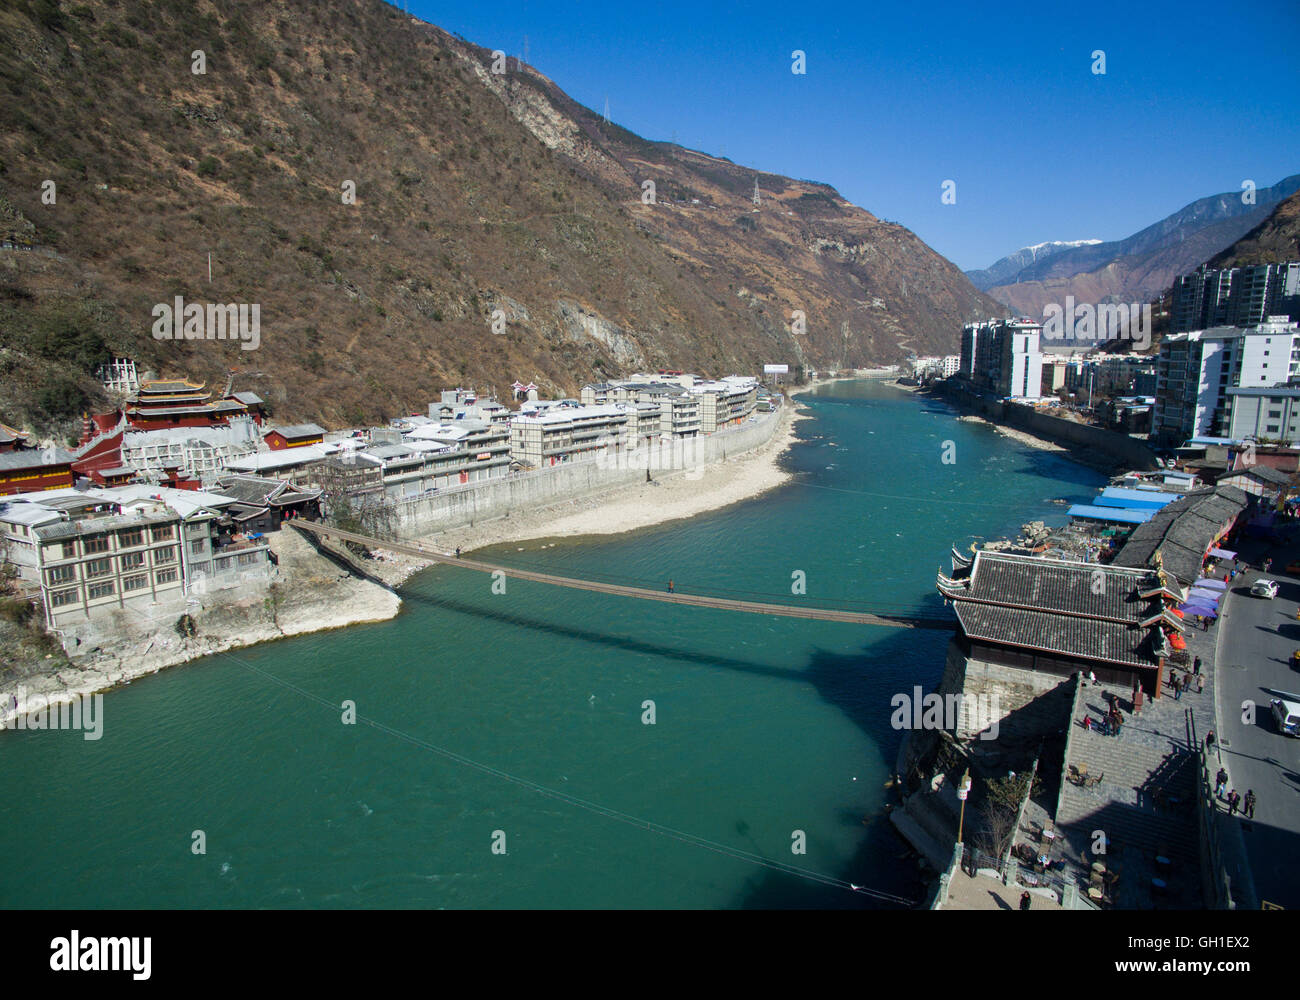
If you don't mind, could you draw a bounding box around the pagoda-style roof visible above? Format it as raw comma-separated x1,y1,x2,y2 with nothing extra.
954,603,1160,670
138,379,206,394
935,550,1158,624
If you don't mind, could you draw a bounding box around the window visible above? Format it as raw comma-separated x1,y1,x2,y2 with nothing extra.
46,564,76,585
190,539,207,555
122,575,148,592
50,588,80,608
151,524,175,542
155,568,179,584
87,581,115,600
237,552,260,567
118,529,144,548
153,546,177,565
83,535,109,554
85,558,112,579
121,551,145,570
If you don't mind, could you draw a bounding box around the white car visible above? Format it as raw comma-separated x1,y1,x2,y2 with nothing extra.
1251,579,1279,599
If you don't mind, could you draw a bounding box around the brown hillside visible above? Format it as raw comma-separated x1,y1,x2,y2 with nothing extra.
1208,191,1300,268
0,0,1000,437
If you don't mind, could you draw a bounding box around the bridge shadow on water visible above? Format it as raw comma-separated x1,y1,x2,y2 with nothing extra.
402,586,946,908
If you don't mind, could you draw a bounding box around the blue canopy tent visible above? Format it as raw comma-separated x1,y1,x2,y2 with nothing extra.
1193,578,1228,589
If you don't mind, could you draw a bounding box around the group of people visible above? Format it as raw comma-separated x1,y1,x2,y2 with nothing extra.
1213,768,1257,818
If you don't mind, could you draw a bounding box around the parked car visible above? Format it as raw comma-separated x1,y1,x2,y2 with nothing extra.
1271,698,1300,737
1251,579,1280,599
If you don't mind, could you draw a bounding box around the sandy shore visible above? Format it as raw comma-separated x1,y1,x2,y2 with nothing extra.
414,401,805,557
957,414,1068,453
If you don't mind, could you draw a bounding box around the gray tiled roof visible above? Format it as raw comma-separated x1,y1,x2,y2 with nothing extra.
942,551,1156,623
268,423,325,439
0,448,75,470
1222,465,1291,486
1113,485,1249,585
955,603,1159,669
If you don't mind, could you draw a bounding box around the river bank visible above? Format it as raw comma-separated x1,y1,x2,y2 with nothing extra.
1,398,803,719
898,380,1149,474
411,400,803,559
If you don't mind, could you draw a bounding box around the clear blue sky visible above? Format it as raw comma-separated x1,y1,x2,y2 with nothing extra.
406,0,1300,272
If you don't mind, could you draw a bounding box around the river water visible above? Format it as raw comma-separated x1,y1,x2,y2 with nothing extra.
0,380,1106,908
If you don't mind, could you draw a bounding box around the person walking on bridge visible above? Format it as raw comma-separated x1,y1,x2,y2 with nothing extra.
667,580,675,594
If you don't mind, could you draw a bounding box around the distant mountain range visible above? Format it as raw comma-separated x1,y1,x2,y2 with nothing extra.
970,174,1300,317
965,240,1101,291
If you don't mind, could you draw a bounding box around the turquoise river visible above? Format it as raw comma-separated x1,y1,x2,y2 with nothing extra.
0,380,1107,909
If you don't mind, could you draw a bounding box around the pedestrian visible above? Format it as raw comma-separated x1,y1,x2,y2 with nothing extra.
1230,569,1238,582
1193,655,1202,675
455,546,461,558
1215,768,1228,798
1228,790,1240,816
1206,729,1216,751
1244,789,1256,819
1020,891,1032,911
1174,674,1184,700
668,579,675,594
1224,573,1230,583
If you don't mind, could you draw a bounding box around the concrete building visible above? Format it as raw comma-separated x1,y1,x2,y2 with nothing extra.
1153,318,1300,445
1224,386,1300,445
0,484,273,631
509,405,629,468
689,377,758,433
958,320,1043,399
1172,263,1300,333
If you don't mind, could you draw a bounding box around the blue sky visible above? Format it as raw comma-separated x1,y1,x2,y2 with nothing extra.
409,0,1300,272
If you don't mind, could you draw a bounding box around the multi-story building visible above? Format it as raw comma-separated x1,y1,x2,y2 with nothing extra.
1172,263,1300,333
958,319,1042,399
0,485,273,632
1224,386,1300,445
689,377,758,433
1153,318,1300,444
509,405,630,468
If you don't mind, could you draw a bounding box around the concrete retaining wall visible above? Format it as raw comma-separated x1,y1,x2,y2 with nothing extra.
935,382,1160,470
392,408,785,536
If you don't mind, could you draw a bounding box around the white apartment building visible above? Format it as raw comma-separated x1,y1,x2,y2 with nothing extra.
1154,317,1300,444
509,405,630,468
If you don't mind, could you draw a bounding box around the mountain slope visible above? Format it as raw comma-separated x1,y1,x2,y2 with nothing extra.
982,175,1300,316
1207,191,1300,268
0,0,1000,437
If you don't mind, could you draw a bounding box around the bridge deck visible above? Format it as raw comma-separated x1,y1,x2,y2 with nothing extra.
294,522,953,630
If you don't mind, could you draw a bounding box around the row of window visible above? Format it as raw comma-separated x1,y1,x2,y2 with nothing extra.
47,546,177,583
49,568,181,607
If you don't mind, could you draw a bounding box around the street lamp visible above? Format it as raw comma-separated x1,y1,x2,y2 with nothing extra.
956,770,972,845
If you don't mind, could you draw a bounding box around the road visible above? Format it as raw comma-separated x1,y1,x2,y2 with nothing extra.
1215,538,1300,908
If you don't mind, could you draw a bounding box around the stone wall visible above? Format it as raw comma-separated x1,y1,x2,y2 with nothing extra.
392,408,785,536
935,381,1160,470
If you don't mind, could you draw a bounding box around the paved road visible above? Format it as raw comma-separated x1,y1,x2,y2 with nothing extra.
1215,539,1300,908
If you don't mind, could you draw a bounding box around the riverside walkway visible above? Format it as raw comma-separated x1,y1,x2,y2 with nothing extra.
294,521,955,630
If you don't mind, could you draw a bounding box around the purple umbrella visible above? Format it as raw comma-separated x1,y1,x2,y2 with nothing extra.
1188,588,1222,604
1181,604,1219,618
